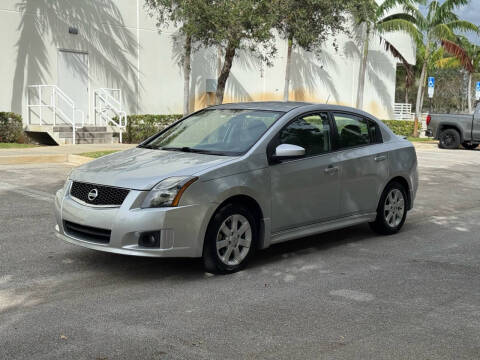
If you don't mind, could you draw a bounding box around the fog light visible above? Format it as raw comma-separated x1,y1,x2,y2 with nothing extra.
139,231,161,248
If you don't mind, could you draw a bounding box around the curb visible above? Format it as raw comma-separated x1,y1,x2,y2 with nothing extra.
0,154,93,166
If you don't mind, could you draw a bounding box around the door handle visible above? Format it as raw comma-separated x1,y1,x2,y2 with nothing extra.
324,166,339,175
374,155,386,162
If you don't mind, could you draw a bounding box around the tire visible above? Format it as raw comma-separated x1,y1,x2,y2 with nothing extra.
438,129,460,149
203,202,257,274
462,142,478,150
369,182,408,235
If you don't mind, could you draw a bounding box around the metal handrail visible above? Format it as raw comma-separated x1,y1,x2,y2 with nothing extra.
27,85,84,144
94,88,127,143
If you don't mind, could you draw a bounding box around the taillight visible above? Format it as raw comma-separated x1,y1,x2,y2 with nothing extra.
426,115,431,126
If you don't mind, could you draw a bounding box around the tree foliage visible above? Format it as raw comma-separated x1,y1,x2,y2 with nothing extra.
275,0,352,100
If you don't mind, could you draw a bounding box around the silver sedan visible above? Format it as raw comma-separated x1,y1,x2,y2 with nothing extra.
54,102,418,274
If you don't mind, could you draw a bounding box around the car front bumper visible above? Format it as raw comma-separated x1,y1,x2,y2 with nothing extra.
54,186,210,258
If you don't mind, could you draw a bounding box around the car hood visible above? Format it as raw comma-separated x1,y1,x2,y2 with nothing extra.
70,147,236,190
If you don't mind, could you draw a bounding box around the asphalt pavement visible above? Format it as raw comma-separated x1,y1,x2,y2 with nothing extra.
0,145,479,360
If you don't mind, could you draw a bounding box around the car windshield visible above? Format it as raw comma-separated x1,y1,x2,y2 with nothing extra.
143,109,283,155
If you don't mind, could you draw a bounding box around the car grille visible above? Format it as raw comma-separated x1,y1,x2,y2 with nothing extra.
63,221,111,244
70,181,129,206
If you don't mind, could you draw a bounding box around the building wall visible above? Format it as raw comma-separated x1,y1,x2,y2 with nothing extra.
0,0,416,124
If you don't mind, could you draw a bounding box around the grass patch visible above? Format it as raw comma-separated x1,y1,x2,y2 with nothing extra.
0,143,38,149
78,150,120,158
407,137,437,143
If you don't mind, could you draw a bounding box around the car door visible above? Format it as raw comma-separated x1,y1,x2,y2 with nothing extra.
331,112,389,217
269,112,341,233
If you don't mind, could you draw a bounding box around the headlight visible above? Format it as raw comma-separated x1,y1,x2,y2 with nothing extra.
141,176,198,208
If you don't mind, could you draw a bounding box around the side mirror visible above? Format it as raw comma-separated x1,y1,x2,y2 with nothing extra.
272,144,305,161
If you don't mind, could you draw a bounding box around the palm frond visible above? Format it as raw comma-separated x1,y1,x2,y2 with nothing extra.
377,18,423,46
430,23,456,41
441,39,474,72
446,20,479,34
380,36,413,81
440,0,469,13
376,0,414,18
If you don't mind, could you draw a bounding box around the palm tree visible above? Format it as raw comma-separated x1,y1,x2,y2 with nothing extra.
410,0,478,137
440,36,480,113
353,0,423,110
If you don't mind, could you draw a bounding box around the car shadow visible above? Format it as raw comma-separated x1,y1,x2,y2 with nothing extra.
68,223,376,280
249,223,375,270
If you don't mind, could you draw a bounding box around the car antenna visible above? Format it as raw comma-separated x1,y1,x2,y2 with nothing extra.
325,95,330,104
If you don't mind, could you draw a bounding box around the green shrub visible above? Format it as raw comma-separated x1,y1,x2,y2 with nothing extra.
117,114,183,143
381,120,415,137
0,112,24,143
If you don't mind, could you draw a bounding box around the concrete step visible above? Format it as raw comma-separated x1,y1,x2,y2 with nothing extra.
56,132,113,139
53,126,107,133
64,138,114,145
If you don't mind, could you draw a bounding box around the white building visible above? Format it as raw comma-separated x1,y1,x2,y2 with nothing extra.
0,0,415,141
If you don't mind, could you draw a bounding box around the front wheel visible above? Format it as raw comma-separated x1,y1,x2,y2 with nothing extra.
438,129,460,149
462,142,478,150
203,203,257,274
369,182,407,235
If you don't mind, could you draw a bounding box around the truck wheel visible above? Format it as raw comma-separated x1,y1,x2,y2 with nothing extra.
462,142,478,150
438,129,460,149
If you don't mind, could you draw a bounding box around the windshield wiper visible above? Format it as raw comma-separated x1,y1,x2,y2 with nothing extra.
161,146,226,155
137,144,158,149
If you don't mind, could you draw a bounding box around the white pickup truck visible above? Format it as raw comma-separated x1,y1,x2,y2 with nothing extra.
426,103,480,150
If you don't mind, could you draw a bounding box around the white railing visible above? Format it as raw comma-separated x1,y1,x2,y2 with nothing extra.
94,88,127,143
27,85,85,144
394,103,413,120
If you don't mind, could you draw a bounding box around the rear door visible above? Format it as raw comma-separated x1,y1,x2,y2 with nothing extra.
331,112,389,216
269,112,341,233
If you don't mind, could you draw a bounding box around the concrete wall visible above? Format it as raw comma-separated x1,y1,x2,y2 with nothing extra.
0,0,416,123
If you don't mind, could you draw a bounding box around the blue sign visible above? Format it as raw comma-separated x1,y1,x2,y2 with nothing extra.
476,81,480,92
428,77,435,88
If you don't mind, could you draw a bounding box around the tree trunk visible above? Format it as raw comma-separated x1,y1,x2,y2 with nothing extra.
356,23,370,110
183,35,192,116
414,59,427,137
215,41,236,105
405,72,409,104
468,71,473,113
283,36,293,101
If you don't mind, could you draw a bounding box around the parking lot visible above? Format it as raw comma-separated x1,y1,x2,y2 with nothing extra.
1,144,479,360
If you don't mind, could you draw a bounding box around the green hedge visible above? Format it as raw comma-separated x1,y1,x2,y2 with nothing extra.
119,114,182,143
381,120,415,137
0,112,24,143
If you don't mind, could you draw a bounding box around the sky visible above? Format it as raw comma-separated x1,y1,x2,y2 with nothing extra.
420,0,480,44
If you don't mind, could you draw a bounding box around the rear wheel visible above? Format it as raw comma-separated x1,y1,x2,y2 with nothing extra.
369,182,407,235
462,142,478,150
438,129,460,149
203,203,257,274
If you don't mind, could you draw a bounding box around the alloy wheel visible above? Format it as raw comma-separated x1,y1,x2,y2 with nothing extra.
216,214,252,266
384,189,405,228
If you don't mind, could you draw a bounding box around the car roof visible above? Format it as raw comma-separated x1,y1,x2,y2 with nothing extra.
211,101,314,112
210,101,375,117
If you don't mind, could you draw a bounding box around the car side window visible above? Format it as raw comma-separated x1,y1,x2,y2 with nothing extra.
278,113,331,157
333,113,371,149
